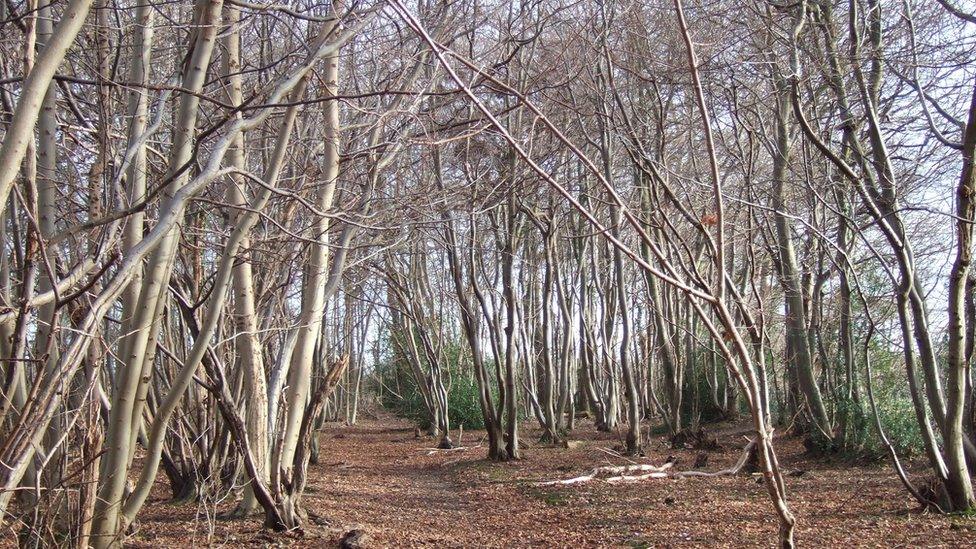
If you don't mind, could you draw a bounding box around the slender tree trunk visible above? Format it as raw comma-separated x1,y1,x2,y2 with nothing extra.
943,77,976,511
770,87,832,438
0,0,95,211
93,4,224,544
277,9,341,472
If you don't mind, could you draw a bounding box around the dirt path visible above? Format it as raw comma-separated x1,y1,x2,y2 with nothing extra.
305,416,975,547
308,420,587,547
128,415,976,547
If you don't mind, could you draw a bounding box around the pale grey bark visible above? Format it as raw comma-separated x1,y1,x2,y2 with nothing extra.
0,0,95,213
93,3,225,542
769,85,832,437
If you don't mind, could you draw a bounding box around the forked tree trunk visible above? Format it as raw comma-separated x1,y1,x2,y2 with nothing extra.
277,6,341,471
93,4,224,544
770,85,833,440
221,3,271,515
943,76,976,511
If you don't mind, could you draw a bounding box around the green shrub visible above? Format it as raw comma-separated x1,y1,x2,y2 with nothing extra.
445,373,486,430
674,352,740,429
812,388,923,459
375,336,491,431
380,368,488,431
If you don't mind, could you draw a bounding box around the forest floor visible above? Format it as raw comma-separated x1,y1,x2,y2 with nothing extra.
125,412,976,548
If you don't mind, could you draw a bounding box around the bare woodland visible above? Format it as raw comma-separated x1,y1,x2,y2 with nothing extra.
0,0,975,547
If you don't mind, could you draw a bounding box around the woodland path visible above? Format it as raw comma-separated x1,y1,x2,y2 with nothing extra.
127,415,975,547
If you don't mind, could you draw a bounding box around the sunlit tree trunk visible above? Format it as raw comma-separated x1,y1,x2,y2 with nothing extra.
221,3,270,516
769,85,832,439
0,0,94,212
93,3,224,544
943,78,976,511
276,7,342,496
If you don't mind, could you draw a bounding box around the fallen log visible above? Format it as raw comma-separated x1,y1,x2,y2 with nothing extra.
538,439,757,485
419,445,482,455
538,460,676,485
675,439,758,478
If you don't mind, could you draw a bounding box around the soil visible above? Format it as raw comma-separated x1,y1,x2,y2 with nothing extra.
96,414,976,547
